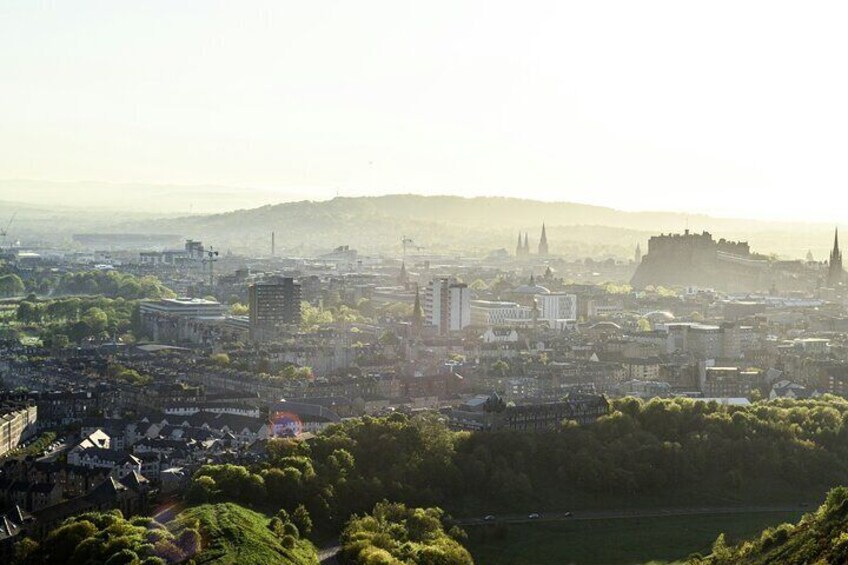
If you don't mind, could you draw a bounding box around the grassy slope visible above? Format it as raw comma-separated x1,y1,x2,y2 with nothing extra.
465,511,804,565
694,487,848,564
173,503,318,565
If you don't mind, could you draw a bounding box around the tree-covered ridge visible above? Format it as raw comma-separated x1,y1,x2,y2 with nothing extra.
340,502,473,565
693,487,848,564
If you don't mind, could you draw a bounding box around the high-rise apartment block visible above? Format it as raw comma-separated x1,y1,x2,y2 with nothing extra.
424,278,471,335
249,277,302,340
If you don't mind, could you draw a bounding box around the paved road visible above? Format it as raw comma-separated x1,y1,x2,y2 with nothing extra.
317,542,341,565
451,504,810,527
36,442,68,462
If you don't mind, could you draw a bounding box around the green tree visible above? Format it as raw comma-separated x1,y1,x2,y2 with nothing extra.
81,307,109,334
0,273,24,297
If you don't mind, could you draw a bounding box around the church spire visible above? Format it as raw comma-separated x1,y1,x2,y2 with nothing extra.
538,223,549,256
411,285,423,328
524,232,530,254
828,227,843,286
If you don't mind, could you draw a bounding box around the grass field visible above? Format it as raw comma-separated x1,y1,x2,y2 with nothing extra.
465,511,804,565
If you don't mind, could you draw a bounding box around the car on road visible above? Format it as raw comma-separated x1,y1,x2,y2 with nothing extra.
563,512,573,517
484,515,496,521
528,513,540,519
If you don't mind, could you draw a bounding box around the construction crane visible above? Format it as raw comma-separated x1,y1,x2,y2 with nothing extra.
0,212,16,249
401,235,424,262
202,247,219,287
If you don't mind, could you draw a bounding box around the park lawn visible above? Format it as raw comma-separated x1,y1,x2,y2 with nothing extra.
172,503,318,565
465,510,804,565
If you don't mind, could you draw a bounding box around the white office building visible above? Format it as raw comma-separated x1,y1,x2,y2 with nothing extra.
470,300,533,327
536,293,577,329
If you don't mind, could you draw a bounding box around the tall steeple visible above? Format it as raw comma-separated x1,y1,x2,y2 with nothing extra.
516,232,524,257
411,285,423,328
523,232,530,254
538,223,549,256
828,227,843,286
635,243,642,265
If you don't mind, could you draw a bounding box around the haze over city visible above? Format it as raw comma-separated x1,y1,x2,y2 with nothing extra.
5,3,848,565
3,1,848,220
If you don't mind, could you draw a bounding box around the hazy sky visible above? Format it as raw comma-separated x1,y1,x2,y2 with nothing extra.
1,1,846,220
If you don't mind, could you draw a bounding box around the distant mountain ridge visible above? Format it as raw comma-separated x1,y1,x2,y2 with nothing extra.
121,194,839,259
0,179,308,215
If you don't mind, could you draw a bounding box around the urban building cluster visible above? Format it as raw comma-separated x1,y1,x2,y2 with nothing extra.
1,224,847,550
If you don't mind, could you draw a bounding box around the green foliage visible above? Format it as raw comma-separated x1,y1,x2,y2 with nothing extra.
192,464,266,505
300,300,372,331
300,302,334,331
229,303,249,316
340,501,473,565
0,273,25,297
272,364,313,382
292,505,313,536
52,270,174,300
210,352,231,366
189,397,848,535
27,510,199,565
106,362,152,386
32,503,318,565
603,282,632,295
18,295,144,345
13,537,40,564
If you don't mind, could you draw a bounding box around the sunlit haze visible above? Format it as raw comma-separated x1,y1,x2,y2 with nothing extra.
2,1,847,220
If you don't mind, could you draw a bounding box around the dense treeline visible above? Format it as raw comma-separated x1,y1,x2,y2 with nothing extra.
26,397,848,564
692,487,848,564
28,270,175,300
53,271,174,300
185,397,848,530
16,296,143,345
6,271,173,345
340,502,473,565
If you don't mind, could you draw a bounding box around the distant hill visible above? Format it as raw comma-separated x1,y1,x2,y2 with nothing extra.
122,194,840,259
0,179,307,215
693,488,848,564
